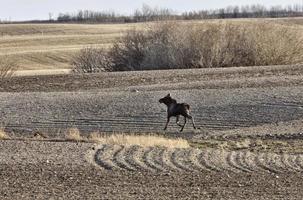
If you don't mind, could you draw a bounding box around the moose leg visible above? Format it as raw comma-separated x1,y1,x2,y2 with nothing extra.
176,115,182,127
164,116,170,130
180,117,187,132
188,115,197,129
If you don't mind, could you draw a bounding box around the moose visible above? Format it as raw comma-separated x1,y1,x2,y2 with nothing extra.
159,93,197,132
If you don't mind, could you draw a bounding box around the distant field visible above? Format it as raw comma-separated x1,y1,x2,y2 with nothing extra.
0,23,139,70
0,18,303,71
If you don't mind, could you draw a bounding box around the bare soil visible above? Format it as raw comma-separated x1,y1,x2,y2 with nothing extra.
1,65,303,199
1,140,303,200
0,64,303,93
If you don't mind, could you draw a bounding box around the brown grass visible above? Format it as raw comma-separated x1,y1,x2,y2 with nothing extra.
63,129,189,148
0,129,9,140
89,132,190,148
65,128,83,142
0,57,18,79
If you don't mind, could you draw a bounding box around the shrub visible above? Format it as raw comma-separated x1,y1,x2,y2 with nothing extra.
194,23,257,68
73,21,303,72
71,47,113,73
108,30,148,71
108,22,200,70
252,23,303,66
140,22,200,69
108,21,303,70
0,57,18,79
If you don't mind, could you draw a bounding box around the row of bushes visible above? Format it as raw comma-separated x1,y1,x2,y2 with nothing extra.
72,21,303,72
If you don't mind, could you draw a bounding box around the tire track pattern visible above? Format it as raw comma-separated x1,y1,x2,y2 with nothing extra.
93,145,303,173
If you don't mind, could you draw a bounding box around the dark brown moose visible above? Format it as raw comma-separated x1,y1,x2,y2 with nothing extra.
159,93,197,132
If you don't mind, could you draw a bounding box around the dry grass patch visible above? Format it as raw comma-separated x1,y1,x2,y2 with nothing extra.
89,132,190,148
0,57,18,79
0,129,9,140
65,128,84,142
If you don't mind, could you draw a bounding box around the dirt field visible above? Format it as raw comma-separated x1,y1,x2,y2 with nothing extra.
1,65,303,199
1,140,303,200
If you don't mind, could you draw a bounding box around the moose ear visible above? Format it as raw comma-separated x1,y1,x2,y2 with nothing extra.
166,93,171,97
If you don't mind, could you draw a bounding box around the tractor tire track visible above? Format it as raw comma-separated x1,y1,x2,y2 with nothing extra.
92,145,303,174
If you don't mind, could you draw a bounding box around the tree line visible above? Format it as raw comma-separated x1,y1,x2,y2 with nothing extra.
182,4,303,19
56,4,303,23
2,4,303,24
57,4,176,23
